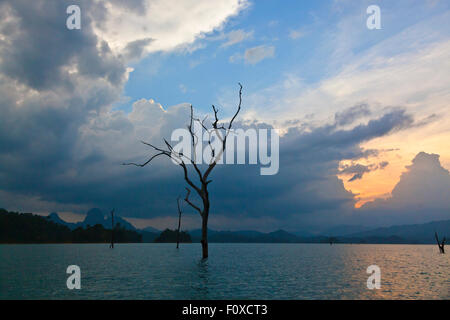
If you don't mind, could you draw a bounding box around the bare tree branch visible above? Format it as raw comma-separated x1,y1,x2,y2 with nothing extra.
184,187,202,217
202,84,242,181
178,161,202,195
228,82,243,130
435,232,446,253
122,152,168,167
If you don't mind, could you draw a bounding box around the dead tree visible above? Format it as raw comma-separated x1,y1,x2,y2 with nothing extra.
124,84,243,259
435,232,445,254
110,208,115,249
176,197,182,249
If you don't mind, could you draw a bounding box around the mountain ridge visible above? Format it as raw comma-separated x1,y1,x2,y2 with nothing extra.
47,209,138,231
188,219,450,244
41,210,450,244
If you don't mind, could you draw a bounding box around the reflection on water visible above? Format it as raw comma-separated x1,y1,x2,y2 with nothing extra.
0,243,448,299
192,258,210,299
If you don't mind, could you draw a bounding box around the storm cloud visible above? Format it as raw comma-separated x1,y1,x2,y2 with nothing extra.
0,0,447,232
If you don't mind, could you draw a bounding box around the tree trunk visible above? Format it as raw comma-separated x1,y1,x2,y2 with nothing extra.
201,206,209,259
176,198,182,249
201,221,208,259
110,209,115,249
176,221,181,249
435,232,445,254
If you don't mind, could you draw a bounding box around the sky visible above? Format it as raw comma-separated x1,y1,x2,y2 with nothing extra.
0,0,449,232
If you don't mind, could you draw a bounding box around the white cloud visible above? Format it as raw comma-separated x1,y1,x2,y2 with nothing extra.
220,29,254,47
359,152,450,225
91,0,249,60
244,45,275,64
230,45,276,64
179,84,188,93
228,52,242,63
288,29,305,40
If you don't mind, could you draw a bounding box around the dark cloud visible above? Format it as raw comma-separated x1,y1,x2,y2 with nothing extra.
378,161,389,169
0,0,127,210
0,65,426,232
341,164,372,182
0,0,127,90
334,103,371,126
279,107,413,169
22,104,414,227
0,1,444,232
339,161,389,182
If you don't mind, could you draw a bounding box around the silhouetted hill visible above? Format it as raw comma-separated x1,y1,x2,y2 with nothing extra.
82,208,136,231
83,208,105,227
189,220,450,244
189,229,304,243
140,230,159,243
1,209,72,243
141,226,161,233
341,219,450,244
2,208,448,244
264,230,299,242
0,209,142,243
154,229,192,243
72,223,142,243
47,212,78,230
322,225,373,237
47,208,137,231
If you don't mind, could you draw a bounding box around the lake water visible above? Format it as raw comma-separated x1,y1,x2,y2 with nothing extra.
0,243,448,299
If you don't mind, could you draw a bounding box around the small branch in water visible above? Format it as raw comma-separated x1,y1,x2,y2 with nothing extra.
435,232,445,254
176,197,182,249
110,208,115,249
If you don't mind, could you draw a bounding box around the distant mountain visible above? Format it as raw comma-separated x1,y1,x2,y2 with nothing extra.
189,229,304,243
342,219,450,244
322,225,373,237
82,208,105,227
264,230,300,243
6,208,449,244
47,212,78,230
47,208,137,231
292,230,316,237
141,226,161,233
104,215,136,231
188,220,450,244
1,209,142,244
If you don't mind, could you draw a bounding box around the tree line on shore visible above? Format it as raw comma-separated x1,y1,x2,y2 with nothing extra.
0,209,191,244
